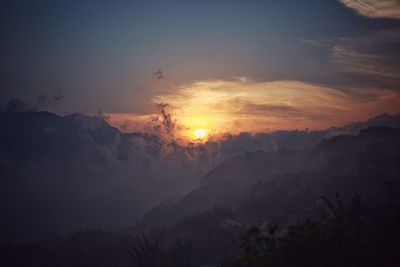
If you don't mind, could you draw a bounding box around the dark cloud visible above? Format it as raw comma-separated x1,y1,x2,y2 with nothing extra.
1,88,67,113
152,69,171,82
0,98,38,112
36,88,66,108
157,103,175,134
145,103,176,139
53,88,66,101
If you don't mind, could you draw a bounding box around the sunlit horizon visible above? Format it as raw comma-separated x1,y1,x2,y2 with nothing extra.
104,77,400,143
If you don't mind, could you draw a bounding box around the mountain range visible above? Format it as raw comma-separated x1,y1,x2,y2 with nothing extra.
1,110,399,242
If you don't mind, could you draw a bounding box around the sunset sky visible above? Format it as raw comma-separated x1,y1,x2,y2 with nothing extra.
1,0,400,142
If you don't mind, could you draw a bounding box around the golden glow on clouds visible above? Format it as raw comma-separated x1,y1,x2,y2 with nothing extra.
106,78,400,142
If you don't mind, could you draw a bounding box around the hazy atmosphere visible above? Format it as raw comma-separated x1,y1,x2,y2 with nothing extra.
1,1,400,266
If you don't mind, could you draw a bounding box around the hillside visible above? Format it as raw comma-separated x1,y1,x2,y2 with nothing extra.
127,126,400,233
1,110,399,242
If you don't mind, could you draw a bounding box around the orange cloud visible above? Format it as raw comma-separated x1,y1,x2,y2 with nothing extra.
106,78,400,142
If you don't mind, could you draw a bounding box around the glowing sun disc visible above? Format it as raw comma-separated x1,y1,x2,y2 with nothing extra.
194,128,207,140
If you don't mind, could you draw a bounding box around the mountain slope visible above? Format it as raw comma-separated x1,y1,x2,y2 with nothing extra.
126,126,400,233
1,111,400,242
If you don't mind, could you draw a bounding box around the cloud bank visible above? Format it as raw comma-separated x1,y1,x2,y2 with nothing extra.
104,78,400,141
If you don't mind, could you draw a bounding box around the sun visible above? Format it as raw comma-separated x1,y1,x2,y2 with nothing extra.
193,128,207,140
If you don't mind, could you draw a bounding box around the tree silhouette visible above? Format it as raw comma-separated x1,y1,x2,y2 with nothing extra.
239,193,400,267
126,230,192,267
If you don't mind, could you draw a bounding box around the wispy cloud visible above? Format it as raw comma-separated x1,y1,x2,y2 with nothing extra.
339,0,400,19
331,29,400,80
304,28,400,90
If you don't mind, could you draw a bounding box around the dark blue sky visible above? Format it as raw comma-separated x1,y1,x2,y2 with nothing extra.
1,0,399,117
